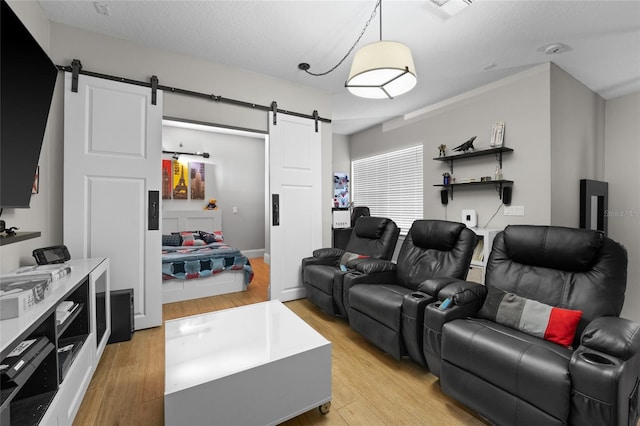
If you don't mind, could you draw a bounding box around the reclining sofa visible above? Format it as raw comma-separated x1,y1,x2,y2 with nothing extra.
420,225,640,426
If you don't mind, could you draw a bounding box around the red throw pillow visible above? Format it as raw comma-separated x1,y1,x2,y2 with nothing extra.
478,287,583,347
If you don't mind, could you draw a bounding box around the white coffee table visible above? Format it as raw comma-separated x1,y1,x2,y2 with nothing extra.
164,300,332,426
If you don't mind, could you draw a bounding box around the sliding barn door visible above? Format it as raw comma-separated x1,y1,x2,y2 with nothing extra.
63,73,162,330
269,112,322,302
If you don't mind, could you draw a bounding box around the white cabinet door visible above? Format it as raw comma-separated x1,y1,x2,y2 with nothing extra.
63,73,162,329
268,113,322,302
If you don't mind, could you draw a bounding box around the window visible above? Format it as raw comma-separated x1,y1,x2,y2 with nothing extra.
352,145,423,234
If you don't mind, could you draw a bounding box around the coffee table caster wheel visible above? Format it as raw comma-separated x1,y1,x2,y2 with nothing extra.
319,402,331,414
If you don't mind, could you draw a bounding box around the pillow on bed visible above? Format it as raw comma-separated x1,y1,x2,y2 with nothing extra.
198,230,224,243
162,234,182,246
180,231,206,246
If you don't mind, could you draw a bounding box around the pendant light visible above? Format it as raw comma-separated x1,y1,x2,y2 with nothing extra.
345,0,417,99
298,0,416,99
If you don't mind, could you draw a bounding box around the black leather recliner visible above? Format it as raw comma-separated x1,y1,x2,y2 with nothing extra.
301,216,399,319
346,220,476,360
422,225,640,426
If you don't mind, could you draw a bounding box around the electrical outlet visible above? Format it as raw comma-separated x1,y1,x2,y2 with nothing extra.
504,205,525,216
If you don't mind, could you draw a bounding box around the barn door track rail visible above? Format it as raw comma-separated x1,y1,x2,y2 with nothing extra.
57,59,331,132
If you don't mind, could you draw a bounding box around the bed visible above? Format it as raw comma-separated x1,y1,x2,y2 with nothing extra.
161,210,253,304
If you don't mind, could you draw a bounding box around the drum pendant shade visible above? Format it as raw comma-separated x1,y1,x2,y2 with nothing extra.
346,41,417,99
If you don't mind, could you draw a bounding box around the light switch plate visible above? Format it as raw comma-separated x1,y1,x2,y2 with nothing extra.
462,209,477,227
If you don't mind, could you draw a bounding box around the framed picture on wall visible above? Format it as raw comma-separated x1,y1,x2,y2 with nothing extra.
190,162,205,200
162,160,172,199
490,122,505,147
333,172,349,209
172,161,189,199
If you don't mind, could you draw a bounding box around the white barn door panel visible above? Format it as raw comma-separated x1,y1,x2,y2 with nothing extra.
64,73,162,330
269,113,322,302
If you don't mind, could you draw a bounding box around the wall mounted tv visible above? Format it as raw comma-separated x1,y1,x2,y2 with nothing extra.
1,0,58,208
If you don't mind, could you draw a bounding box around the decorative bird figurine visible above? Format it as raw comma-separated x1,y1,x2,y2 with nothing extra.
452,136,476,153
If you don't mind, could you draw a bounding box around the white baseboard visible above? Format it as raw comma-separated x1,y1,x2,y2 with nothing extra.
263,252,270,265
242,249,265,259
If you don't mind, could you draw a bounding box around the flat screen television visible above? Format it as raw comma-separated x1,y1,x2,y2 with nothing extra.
1,0,58,208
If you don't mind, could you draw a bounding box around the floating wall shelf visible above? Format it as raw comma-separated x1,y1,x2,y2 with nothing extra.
433,147,514,200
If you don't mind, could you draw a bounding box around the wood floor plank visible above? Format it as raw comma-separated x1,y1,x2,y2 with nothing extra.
74,258,488,426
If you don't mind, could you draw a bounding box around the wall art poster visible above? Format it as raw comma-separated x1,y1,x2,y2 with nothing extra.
333,172,350,209
162,160,172,199
172,161,189,199
490,122,505,147
190,162,205,200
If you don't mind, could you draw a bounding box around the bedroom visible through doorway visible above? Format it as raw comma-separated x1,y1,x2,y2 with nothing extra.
161,119,268,261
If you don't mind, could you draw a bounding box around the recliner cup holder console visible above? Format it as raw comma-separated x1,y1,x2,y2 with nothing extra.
579,351,615,366
410,293,425,299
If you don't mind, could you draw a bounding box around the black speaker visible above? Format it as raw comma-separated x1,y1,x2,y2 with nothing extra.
502,186,512,205
440,189,449,205
108,289,134,344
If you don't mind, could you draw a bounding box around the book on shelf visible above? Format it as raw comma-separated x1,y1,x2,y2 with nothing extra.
0,279,51,320
55,301,79,325
0,264,72,284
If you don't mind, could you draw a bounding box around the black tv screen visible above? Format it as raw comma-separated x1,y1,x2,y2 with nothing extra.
1,0,58,208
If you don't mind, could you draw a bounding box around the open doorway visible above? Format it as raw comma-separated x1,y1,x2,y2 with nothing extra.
161,118,268,259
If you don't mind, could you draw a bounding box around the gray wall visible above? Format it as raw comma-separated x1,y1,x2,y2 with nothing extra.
550,63,605,227
605,92,640,323
351,64,553,229
332,133,351,177
162,126,266,251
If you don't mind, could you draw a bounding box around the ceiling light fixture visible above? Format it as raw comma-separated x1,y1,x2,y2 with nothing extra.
426,0,473,17
299,0,416,100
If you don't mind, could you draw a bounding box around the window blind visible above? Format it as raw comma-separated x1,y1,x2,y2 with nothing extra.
352,145,423,234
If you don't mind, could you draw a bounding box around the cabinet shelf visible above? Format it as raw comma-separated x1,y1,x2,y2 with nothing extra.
55,304,83,337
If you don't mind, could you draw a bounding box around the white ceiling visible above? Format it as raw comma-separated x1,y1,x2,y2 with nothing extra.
38,0,640,135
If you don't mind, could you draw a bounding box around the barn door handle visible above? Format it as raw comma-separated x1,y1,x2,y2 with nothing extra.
272,194,279,226
148,191,159,230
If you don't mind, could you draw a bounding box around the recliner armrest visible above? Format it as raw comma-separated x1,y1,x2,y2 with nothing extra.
352,258,397,274
313,247,345,259
580,316,640,361
302,248,345,268
418,278,487,308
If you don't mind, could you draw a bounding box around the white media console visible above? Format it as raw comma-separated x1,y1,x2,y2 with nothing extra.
0,258,110,425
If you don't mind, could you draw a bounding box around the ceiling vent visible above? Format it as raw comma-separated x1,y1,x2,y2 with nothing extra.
94,2,111,17
425,0,473,18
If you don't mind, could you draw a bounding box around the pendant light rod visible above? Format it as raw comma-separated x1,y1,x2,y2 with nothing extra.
379,0,382,41
298,0,381,77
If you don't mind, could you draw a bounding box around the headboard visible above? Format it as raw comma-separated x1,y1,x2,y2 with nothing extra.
162,210,222,234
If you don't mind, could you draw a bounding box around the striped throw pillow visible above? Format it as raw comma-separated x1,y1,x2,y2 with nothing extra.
478,287,583,347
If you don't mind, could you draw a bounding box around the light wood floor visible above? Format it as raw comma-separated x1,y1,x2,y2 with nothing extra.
74,258,488,426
